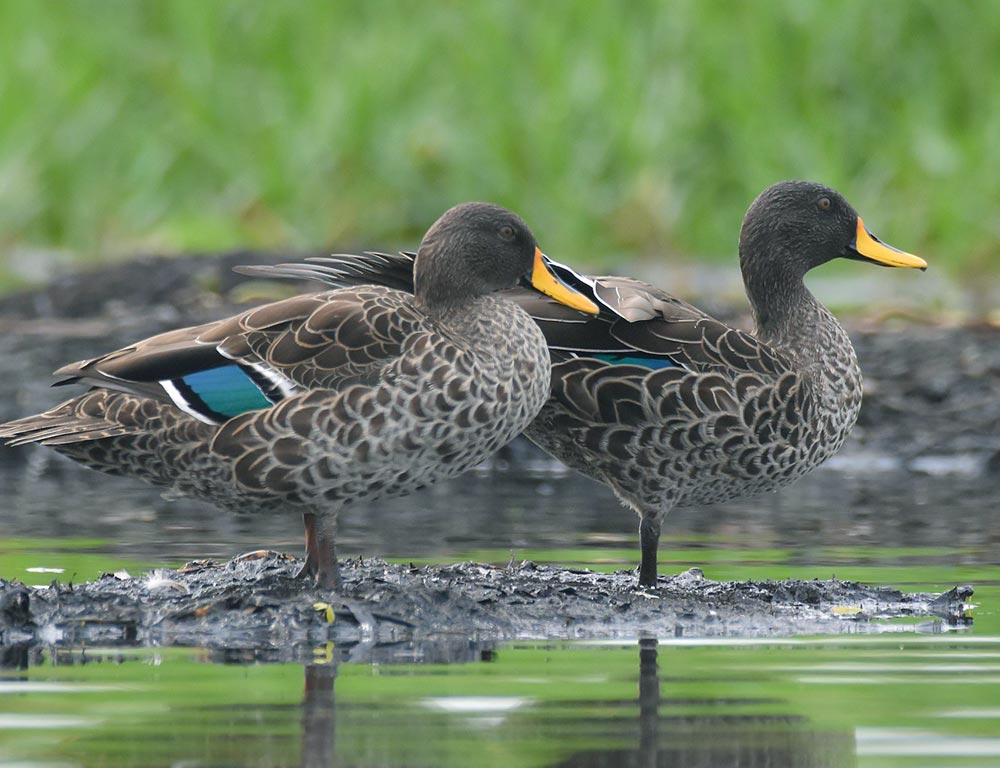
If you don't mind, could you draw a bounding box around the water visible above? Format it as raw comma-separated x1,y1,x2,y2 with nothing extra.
1,450,999,766
3,631,1000,766
1,443,995,575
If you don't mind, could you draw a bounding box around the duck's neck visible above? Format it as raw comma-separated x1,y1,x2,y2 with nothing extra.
744,264,859,389
417,292,489,327
746,266,815,346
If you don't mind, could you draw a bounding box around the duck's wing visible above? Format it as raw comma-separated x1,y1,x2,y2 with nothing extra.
47,285,424,426
522,266,796,435
580,276,789,377
236,252,660,356
531,259,787,375
240,253,790,375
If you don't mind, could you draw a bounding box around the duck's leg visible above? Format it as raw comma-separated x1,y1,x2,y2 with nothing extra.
638,515,661,587
296,511,320,580
296,511,340,589
313,520,340,591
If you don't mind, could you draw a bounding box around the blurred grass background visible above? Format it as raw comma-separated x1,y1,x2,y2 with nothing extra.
0,0,996,297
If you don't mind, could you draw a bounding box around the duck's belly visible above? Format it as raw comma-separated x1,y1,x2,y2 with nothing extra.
529,411,854,511
526,372,860,514
310,383,547,505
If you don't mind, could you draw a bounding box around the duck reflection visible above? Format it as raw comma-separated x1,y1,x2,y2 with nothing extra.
637,636,659,768
554,637,854,768
205,635,859,768
0,642,33,670
296,639,496,768
301,662,337,768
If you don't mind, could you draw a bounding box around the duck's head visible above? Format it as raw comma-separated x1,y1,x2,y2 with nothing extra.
414,202,598,313
739,181,927,283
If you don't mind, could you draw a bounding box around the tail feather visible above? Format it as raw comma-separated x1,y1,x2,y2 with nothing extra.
2,386,228,502
0,397,139,447
235,252,417,293
6,423,136,447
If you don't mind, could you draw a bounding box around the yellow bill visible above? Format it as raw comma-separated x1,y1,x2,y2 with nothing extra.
850,218,927,270
530,248,600,314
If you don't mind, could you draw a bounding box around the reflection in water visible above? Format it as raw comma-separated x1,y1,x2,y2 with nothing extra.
302,662,337,768
295,641,497,767
556,638,856,768
0,643,31,671
3,635,1000,766
638,636,659,768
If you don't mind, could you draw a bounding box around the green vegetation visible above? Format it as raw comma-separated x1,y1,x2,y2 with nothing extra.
0,1,997,291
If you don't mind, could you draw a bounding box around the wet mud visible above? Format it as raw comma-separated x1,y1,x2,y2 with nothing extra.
0,554,973,659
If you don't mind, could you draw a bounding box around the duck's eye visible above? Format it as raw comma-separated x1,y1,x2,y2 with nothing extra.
817,197,832,211
498,224,516,241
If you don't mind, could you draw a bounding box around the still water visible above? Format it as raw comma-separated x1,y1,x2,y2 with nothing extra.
4,631,1000,767
1,447,999,766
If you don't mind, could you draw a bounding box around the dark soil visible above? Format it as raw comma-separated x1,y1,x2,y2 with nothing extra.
0,554,974,661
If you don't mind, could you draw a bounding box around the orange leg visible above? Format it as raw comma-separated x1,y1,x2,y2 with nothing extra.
295,511,339,590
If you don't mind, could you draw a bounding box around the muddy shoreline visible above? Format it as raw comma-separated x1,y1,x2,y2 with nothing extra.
0,555,974,660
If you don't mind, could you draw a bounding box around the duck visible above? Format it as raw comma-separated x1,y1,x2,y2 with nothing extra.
242,181,927,587
0,202,599,589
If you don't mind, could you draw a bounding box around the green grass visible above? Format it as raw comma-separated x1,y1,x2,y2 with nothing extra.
1,1,998,290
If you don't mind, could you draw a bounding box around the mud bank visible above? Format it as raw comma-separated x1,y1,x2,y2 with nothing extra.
0,554,973,658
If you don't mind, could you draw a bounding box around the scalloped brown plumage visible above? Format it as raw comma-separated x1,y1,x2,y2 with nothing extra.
1,202,602,590
244,181,926,587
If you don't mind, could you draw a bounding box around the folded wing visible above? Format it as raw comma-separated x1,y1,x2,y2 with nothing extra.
50,285,424,425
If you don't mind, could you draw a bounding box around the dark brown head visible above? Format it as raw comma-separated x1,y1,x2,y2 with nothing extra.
739,181,926,285
738,181,926,334
414,202,598,313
